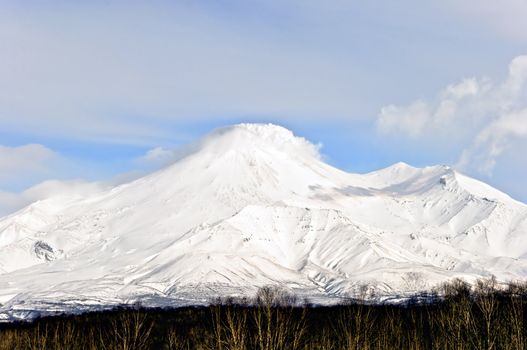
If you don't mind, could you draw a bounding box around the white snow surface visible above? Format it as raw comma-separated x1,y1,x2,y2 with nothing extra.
1,123,527,320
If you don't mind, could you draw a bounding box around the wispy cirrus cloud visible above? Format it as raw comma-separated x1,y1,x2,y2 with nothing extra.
1,1,519,145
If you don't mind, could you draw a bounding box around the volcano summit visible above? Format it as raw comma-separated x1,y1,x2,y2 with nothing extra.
1,124,526,320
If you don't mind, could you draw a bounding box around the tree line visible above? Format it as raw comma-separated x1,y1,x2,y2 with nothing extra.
0,277,526,349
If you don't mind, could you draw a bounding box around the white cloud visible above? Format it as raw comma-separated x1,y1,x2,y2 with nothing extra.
376,76,494,138
376,55,527,175
443,78,481,99
458,108,527,175
135,146,185,170
0,191,27,216
23,180,106,200
0,144,105,215
138,147,175,166
377,101,430,137
0,143,124,215
0,179,107,216
0,144,58,186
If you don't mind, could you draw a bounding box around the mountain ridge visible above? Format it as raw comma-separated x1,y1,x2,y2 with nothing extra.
0,123,526,321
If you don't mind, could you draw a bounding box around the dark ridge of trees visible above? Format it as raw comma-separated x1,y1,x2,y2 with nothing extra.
1,278,527,349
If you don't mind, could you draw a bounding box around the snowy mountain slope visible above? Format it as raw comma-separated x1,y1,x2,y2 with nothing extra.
0,123,526,320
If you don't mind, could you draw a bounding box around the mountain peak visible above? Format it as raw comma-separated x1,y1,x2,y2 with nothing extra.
216,123,295,140
1,124,527,321
195,123,322,160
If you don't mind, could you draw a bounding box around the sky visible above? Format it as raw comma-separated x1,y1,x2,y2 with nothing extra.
1,0,527,215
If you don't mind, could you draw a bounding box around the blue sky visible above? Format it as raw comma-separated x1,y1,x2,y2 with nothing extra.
1,0,527,214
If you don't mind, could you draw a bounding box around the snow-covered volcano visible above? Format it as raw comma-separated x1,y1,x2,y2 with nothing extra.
1,123,526,320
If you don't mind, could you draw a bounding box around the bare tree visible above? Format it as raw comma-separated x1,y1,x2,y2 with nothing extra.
475,277,498,350
505,281,526,350
101,311,154,350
